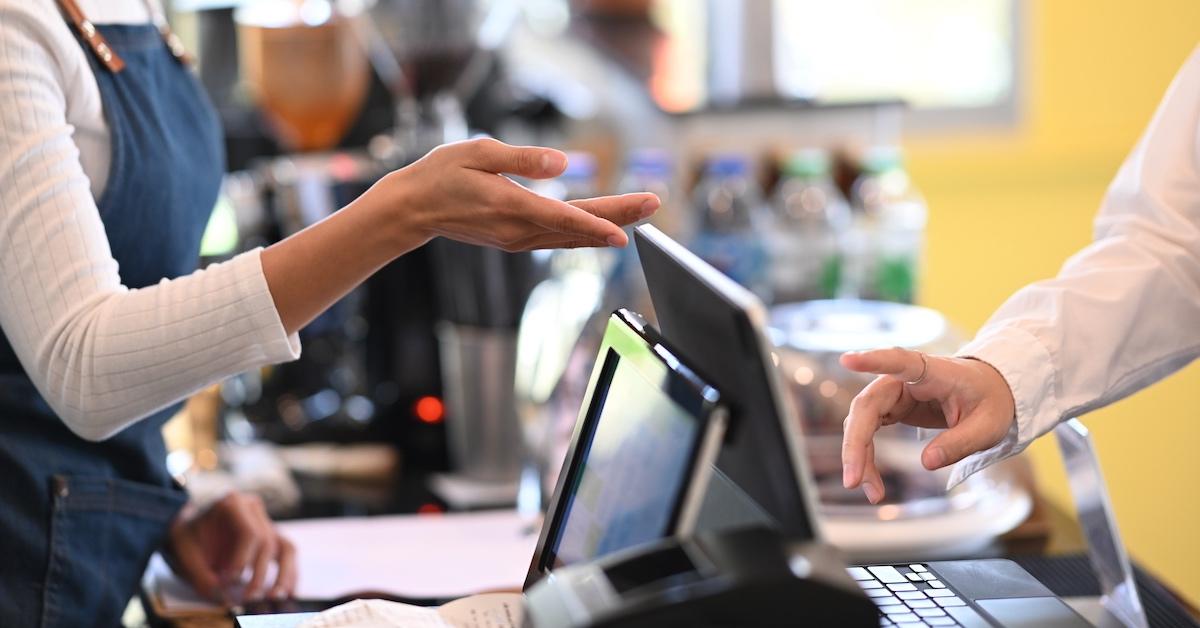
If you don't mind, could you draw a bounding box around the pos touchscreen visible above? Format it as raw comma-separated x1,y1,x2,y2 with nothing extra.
524,310,728,588
634,224,824,541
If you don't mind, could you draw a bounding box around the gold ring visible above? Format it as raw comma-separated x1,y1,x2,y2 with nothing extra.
905,352,929,386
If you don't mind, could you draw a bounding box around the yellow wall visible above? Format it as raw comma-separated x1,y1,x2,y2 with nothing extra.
904,0,1200,603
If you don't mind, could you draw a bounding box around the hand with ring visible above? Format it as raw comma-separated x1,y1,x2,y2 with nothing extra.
838,347,1017,504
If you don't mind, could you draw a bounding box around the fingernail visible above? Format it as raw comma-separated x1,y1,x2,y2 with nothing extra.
541,152,565,173
271,588,287,601
606,235,625,247
842,463,854,489
639,197,659,218
863,480,882,504
924,446,947,469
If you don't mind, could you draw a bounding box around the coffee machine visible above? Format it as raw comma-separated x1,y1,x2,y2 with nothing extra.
187,0,557,490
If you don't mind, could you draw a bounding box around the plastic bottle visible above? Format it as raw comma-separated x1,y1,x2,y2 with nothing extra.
552,151,598,201
846,147,927,303
765,149,851,303
619,148,674,227
690,154,769,299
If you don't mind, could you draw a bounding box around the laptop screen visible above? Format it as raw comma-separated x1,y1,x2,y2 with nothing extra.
550,352,703,566
526,310,726,586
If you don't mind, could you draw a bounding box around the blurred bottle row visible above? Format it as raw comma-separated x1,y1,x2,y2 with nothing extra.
531,146,928,306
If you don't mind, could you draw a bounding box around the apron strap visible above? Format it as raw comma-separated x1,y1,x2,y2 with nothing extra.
157,23,195,67
143,0,195,66
54,0,195,73
55,0,126,73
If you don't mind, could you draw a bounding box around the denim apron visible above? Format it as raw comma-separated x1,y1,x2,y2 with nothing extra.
0,4,224,625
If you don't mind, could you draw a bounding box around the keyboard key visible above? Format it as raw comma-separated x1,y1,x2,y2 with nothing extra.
848,567,874,580
860,580,885,589
927,580,947,589
915,608,946,618
906,572,923,581
887,583,917,592
866,588,894,598
879,604,907,614
945,606,992,628
888,613,919,623
925,589,955,598
895,622,927,627
921,573,937,581
906,600,936,609
934,597,966,607
909,564,927,573
897,591,927,600
869,566,907,583
872,596,901,607
925,618,955,626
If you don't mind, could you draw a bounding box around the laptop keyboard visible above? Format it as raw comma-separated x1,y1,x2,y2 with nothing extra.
847,564,986,627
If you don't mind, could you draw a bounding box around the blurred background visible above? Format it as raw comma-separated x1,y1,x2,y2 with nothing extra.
152,0,1198,612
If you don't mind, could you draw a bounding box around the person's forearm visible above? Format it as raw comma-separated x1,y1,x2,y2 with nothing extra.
260,173,424,335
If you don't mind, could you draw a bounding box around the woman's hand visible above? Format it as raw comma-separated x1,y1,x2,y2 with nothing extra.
164,492,297,604
839,348,1016,503
261,137,660,335
382,137,661,251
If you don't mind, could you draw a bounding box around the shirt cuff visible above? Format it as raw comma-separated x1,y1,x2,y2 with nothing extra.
231,248,302,363
946,324,1059,488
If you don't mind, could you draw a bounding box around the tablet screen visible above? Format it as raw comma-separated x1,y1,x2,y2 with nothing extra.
549,353,702,567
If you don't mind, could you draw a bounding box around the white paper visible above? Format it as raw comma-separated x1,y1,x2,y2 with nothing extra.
437,593,523,628
145,509,540,613
279,510,539,600
298,599,446,628
296,594,522,628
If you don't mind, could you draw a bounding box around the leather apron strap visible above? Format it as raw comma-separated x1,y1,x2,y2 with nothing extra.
53,0,193,73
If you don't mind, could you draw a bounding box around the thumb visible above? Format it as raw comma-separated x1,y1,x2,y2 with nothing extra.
458,138,567,178
921,413,1008,470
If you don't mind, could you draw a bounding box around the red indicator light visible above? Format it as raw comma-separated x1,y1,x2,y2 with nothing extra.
417,503,444,515
414,396,444,424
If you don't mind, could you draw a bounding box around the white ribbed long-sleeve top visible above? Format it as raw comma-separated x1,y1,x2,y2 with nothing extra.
0,0,300,442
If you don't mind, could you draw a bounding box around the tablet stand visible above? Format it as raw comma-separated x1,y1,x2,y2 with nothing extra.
1055,419,1149,628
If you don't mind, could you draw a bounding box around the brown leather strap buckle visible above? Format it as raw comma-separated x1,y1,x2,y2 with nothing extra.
56,0,126,73
158,24,195,67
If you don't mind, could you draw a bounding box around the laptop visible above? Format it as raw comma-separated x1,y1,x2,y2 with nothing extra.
634,224,1090,628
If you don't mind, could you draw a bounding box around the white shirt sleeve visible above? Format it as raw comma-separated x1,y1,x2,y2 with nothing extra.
947,45,1200,487
0,2,300,442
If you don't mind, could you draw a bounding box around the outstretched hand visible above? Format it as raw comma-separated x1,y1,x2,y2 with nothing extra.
386,137,660,252
260,137,662,336
839,348,1016,503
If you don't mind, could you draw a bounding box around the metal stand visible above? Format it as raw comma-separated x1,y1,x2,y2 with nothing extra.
1055,419,1149,628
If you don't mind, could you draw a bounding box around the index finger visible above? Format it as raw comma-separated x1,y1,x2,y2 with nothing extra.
457,138,567,179
840,347,927,381
842,348,956,400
